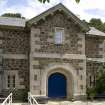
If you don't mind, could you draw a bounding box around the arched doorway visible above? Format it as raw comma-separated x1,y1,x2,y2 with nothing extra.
48,72,67,98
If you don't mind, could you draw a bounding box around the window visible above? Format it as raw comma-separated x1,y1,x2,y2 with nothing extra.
93,75,96,86
55,27,64,44
7,75,15,88
7,75,10,88
12,75,15,88
34,75,37,81
0,40,2,44
90,76,92,87
33,65,36,69
80,85,83,90
80,75,83,80
76,70,79,75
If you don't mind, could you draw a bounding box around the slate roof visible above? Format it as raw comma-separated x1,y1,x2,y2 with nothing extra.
86,27,105,37
0,17,26,27
0,3,89,31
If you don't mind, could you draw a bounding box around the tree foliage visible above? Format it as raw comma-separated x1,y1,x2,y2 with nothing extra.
87,87,96,101
95,64,105,93
88,18,105,32
1,13,25,19
87,64,105,99
38,0,80,3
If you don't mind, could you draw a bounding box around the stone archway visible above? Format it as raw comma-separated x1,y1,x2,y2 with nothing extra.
41,64,76,99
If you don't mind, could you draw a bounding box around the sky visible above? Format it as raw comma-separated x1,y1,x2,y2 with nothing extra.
0,0,105,22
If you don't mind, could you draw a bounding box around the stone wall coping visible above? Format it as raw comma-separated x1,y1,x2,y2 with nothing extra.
87,58,105,62
1,54,28,59
32,53,86,59
32,53,105,62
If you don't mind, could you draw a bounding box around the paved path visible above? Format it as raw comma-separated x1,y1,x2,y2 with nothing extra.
1,101,105,105
48,101,105,105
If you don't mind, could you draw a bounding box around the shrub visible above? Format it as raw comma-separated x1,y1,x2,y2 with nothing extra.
87,88,96,101
12,89,28,102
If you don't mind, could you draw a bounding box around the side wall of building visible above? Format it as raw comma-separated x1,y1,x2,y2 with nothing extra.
0,28,30,98
86,35,105,88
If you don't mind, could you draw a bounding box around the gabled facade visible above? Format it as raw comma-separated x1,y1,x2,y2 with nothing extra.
0,3,105,100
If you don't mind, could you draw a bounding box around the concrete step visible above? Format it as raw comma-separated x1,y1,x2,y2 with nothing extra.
0,103,28,105
10,103,28,105
47,101,105,105
1,101,105,105
12,103,48,105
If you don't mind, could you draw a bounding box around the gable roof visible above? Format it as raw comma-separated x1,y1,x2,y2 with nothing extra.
27,3,89,31
86,27,105,37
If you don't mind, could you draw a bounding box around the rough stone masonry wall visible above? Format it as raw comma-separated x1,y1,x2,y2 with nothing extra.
86,61,102,88
1,29,29,54
2,58,29,88
86,36,104,58
33,11,84,54
0,28,30,90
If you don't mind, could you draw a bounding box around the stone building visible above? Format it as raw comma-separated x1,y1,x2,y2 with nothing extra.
0,3,105,100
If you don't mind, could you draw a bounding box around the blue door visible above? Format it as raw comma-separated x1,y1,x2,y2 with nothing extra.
48,73,67,98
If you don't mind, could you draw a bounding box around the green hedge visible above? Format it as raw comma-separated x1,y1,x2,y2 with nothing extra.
10,89,28,102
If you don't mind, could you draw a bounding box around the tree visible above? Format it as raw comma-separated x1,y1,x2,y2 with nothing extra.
88,18,105,32
89,18,102,27
1,13,25,19
87,87,96,101
86,63,105,100
89,18,103,31
95,64,105,94
101,23,105,32
38,0,80,3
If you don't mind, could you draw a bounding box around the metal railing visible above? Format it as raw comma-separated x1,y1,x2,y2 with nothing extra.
1,93,12,105
28,92,39,105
